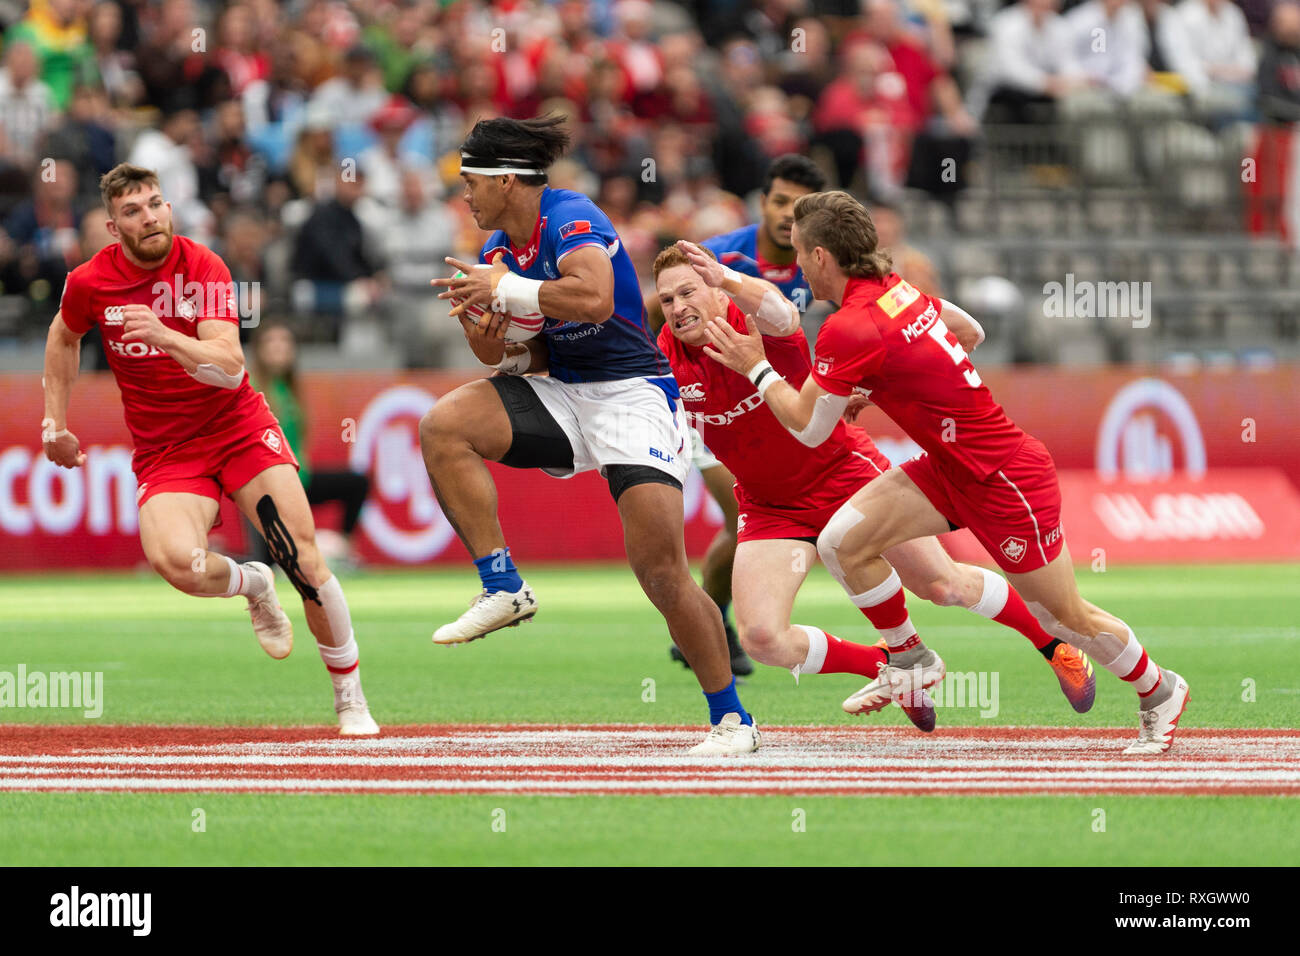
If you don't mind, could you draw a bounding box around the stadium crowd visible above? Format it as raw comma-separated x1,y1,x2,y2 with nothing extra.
2,0,1298,367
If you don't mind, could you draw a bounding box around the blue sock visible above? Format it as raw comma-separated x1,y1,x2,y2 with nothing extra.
704,677,752,726
473,548,523,594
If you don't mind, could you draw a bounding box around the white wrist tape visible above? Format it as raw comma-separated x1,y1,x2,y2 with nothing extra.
189,363,244,389
495,271,543,316
492,347,531,375
42,426,69,443
746,360,784,399
721,266,743,289
755,289,799,334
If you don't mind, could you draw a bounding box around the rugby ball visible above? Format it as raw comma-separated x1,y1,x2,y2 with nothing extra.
450,265,546,342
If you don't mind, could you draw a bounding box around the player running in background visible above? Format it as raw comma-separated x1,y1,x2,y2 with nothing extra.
657,241,1095,728
661,154,831,678
423,116,758,755
41,164,379,735
704,191,1189,754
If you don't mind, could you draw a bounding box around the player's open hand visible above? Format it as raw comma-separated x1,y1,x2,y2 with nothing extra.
41,419,86,468
703,312,766,376
120,304,172,348
676,240,727,288
457,308,511,362
433,252,508,319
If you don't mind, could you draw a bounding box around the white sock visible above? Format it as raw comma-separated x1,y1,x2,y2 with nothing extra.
219,556,266,599
967,568,1009,618
318,635,359,675
316,575,358,675
796,625,828,675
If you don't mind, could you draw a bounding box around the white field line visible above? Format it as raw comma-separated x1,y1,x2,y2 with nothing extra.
1,765,1296,783
0,776,1293,793
2,754,1298,775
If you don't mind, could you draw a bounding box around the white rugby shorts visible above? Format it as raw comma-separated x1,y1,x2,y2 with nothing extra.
521,375,690,486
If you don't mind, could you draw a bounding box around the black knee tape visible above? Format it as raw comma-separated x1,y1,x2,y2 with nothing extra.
256,494,320,605
605,464,682,504
488,376,574,470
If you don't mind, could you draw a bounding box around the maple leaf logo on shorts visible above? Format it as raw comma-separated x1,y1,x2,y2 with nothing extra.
1000,536,1027,563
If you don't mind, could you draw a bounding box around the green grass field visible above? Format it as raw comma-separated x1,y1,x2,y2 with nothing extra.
1,562,1297,865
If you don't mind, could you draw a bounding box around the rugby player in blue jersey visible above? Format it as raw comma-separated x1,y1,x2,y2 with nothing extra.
422,116,758,754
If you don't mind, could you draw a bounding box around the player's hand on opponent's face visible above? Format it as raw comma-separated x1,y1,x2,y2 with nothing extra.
120,304,172,348
41,420,86,468
433,252,509,319
703,312,766,376
675,240,727,288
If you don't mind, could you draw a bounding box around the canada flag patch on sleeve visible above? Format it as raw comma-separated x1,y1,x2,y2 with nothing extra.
559,220,592,239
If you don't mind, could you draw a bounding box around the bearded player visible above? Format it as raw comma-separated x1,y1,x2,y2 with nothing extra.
663,155,831,678
704,191,1189,754
657,240,1095,729
422,115,757,755
41,163,379,736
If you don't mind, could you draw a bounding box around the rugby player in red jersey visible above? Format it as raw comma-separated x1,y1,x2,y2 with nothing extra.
703,192,1189,754
656,241,1095,729
41,163,379,735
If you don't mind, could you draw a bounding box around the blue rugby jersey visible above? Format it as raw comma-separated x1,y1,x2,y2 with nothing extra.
480,188,673,387
701,223,811,313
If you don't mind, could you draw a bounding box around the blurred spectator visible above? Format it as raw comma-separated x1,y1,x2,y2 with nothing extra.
290,167,384,333
308,43,389,130
703,37,768,197
1139,0,1202,94
814,40,914,194
213,2,271,97
0,160,84,315
196,99,268,215
1176,0,1258,119
379,169,461,367
250,322,371,567
777,16,835,107
219,206,279,322
87,0,143,108
869,195,942,296
135,0,203,114
1248,1,1300,242
127,106,216,244
1063,0,1149,98
39,82,118,211
7,0,95,111
286,105,338,200
0,41,56,170
359,95,432,210
852,0,975,195
972,0,1080,123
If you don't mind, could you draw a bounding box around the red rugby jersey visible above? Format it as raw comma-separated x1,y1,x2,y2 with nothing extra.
811,274,1027,481
658,299,887,507
59,235,273,453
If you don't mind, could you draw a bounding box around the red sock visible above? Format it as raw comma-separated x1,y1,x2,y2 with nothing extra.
851,569,919,652
821,633,888,677
995,588,1054,650
969,568,1053,651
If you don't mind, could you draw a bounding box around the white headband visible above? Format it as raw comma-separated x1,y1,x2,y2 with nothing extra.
459,153,543,176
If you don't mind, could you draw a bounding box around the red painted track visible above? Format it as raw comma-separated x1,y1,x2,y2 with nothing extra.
2,724,1297,796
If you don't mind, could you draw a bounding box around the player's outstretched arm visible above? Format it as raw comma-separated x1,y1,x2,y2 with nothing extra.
703,312,846,446
676,240,800,337
42,311,88,468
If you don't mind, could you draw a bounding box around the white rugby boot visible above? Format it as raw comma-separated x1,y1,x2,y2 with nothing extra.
843,649,945,732
432,582,538,645
333,671,380,737
687,713,761,755
1124,670,1190,755
245,561,293,660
